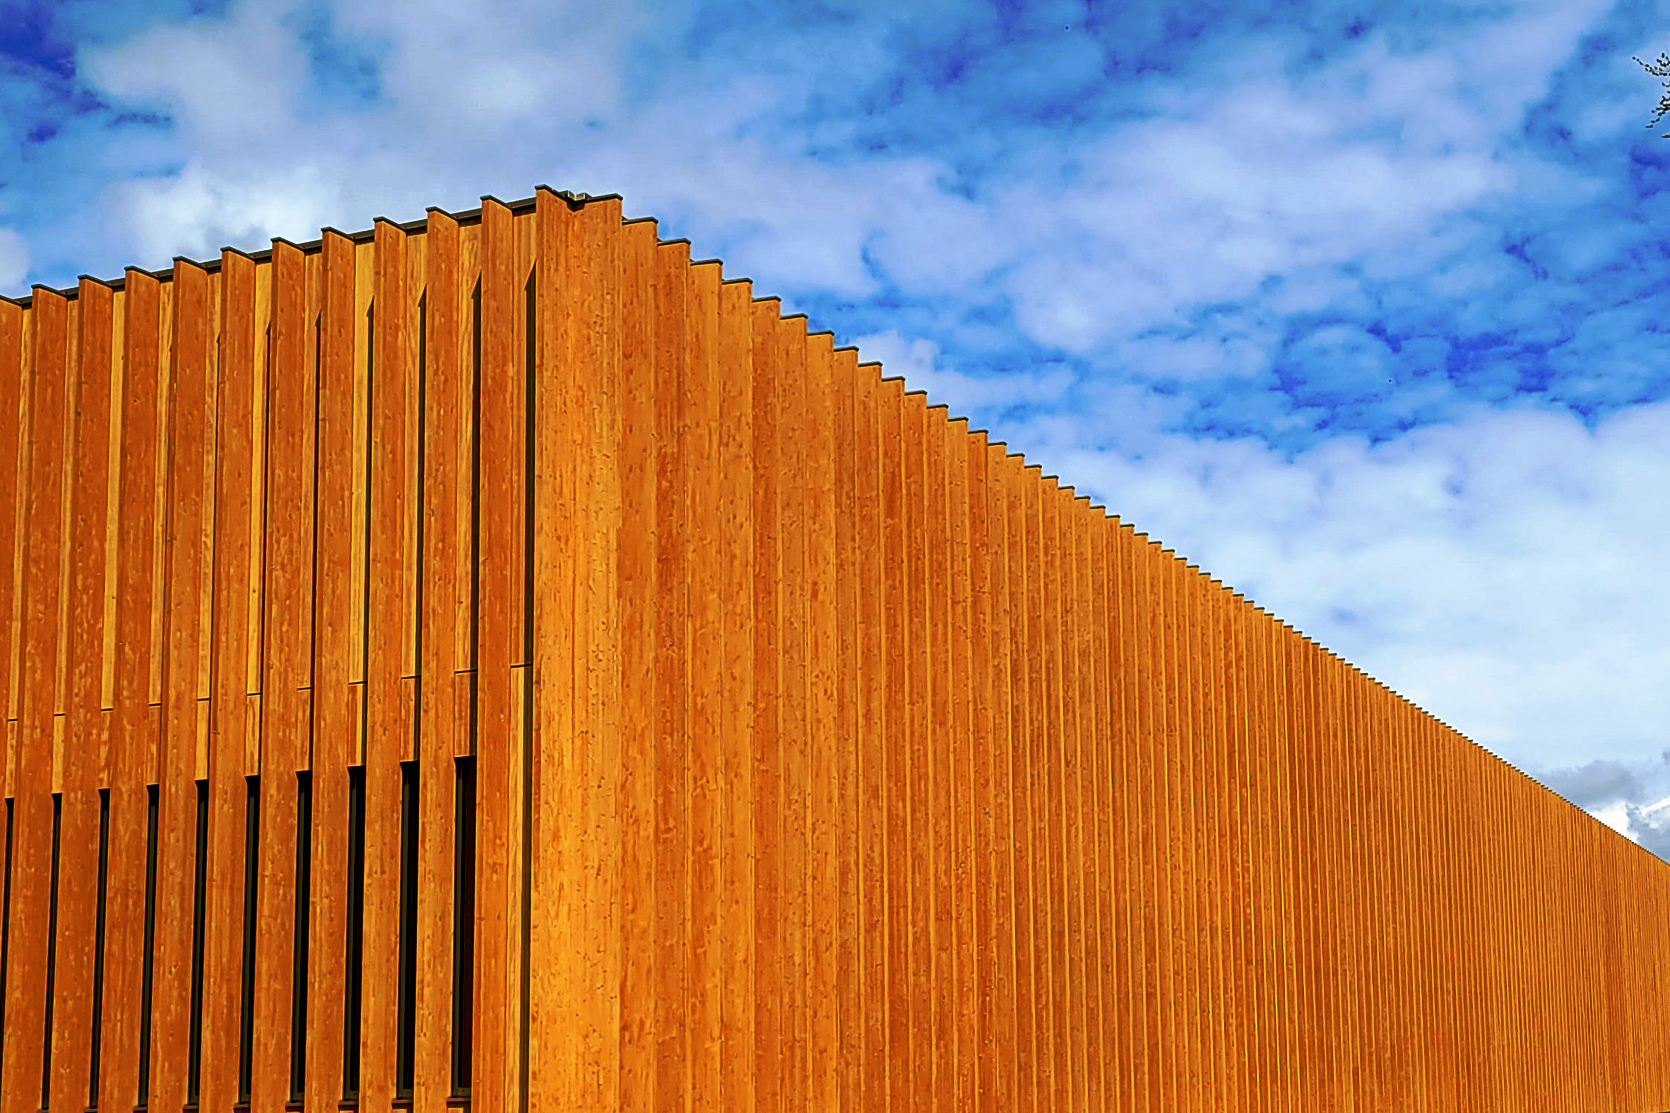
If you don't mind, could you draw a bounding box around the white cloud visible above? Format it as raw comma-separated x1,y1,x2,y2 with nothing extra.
0,229,28,291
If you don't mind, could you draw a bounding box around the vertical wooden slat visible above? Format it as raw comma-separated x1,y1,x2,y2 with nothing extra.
152,259,213,1113
947,417,976,1113
253,238,311,1113
619,218,662,1113
922,404,950,1113
687,258,724,1111
778,309,811,1109
647,236,692,1113
879,376,909,1112
472,199,517,1111
1,284,68,1113
1114,525,1148,1113
48,275,114,1110
1043,485,1078,1113
304,230,355,1112
717,276,754,1113
831,347,862,1111
805,332,837,1113
414,207,461,1112
361,218,411,1108
96,268,162,1113
530,189,574,1109
1022,468,1052,1113
901,390,929,1112
857,364,888,1111
748,293,782,1113
0,295,22,802
990,445,1019,1113
1087,509,1116,1113
1067,497,1098,1113
966,430,995,1113
201,248,256,1111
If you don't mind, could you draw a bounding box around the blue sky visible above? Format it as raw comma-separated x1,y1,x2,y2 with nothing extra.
3,0,1669,850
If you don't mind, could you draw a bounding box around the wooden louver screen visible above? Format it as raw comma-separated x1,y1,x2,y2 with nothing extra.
0,188,1667,1112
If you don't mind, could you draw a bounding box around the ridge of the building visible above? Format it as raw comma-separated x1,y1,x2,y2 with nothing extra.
0,184,1610,821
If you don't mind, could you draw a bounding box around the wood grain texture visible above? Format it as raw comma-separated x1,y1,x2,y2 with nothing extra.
0,193,1666,1113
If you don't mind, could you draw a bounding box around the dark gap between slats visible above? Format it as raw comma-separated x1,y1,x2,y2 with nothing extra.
291,769,313,1101
238,775,259,1104
397,757,419,1097
452,753,476,1097
41,792,61,1109
187,777,207,1103
90,786,110,1106
139,782,158,1104
343,763,365,1098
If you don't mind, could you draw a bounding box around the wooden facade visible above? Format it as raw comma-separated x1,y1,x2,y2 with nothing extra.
0,188,1666,1111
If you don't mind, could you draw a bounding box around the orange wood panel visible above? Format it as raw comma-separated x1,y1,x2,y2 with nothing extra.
747,292,783,1112
580,197,626,1111
687,258,724,1111
1023,468,1057,1113
988,443,1018,1113
1007,458,1038,1113
901,389,930,1113
414,207,462,1111
530,189,577,1109
470,199,514,1109
1,283,69,1113
805,331,838,1113
1082,501,1108,1109
1212,585,1243,1113
922,405,951,1113
152,258,214,1113
1246,607,1276,1113
1282,629,1313,1113
965,429,995,1113
856,364,888,1111
1197,576,1224,1110
1172,559,1200,1113
1041,485,1078,1113
1148,543,1179,1112
618,218,662,1112
717,276,756,1113
1113,526,1148,1113
877,376,909,1112
647,236,692,1112
947,417,976,1112
1069,498,1101,1113
252,238,311,1113
1128,534,1160,1113
48,275,114,1110
200,248,257,1112
96,268,163,1113
831,346,862,1110
0,294,21,801
362,218,412,1109
303,230,356,1112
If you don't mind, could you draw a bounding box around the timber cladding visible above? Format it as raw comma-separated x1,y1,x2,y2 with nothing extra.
0,186,1664,1111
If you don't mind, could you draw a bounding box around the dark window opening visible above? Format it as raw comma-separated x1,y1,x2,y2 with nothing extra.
41,793,62,1109
139,783,159,1104
343,764,365,1098
238,776,259,1104
89,788,111,1106
290,770,312,1101
187,778,208,1103
452,754,475,1097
